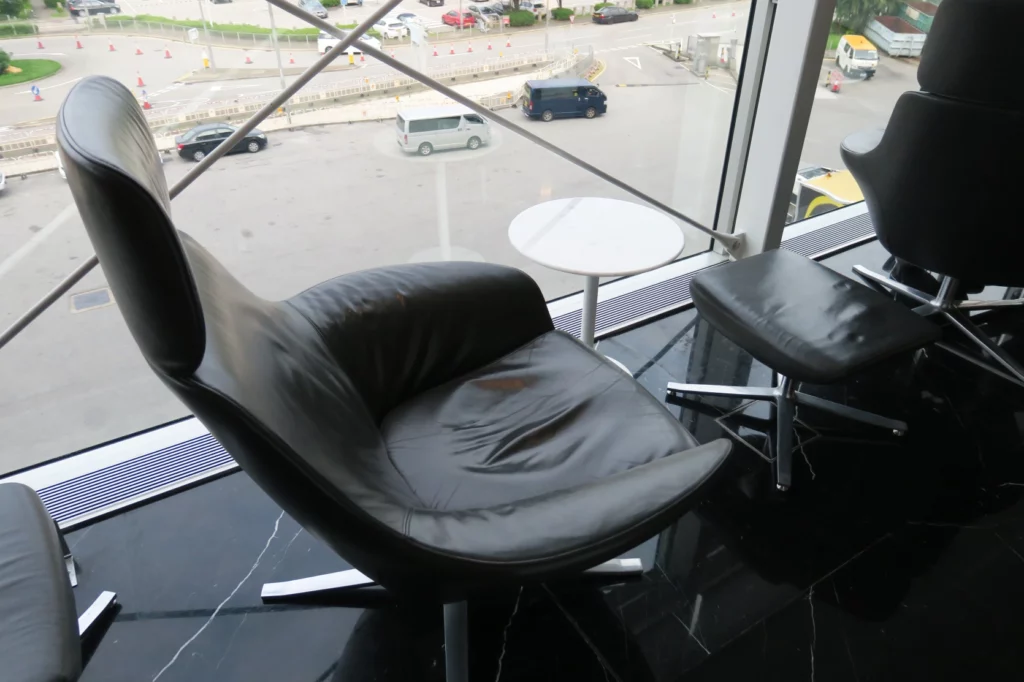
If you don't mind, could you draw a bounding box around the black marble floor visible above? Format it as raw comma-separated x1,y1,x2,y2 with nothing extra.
68,240,1024,682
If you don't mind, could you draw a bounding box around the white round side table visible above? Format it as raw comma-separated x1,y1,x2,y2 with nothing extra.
509,197,685,348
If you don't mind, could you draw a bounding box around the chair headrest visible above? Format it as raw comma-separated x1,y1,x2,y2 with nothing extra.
57,76,205,377
918,0,1024,108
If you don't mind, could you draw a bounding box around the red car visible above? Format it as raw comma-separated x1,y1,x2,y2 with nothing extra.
442,10,476,26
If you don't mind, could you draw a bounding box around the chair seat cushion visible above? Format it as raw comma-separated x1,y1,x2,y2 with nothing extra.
0,482,81,682
381,331,700,512
691,249,941,384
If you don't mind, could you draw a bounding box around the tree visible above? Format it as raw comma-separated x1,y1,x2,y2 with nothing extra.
0,0,28,18
834,0,901,33
0,49,10,76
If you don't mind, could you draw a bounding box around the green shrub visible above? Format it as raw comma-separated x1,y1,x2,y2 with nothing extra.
0,22,34,36
43,0,61,8
673,0,691,4
321,0,339,6
0,49,9,75
593,2,612,8
635,0,653,8
551,7,574,19
508,9,535,26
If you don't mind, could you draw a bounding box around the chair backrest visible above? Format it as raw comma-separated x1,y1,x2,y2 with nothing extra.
57,77,442,592
56,77,205,377
841,0,1024,285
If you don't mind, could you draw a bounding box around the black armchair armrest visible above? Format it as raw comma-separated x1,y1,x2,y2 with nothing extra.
287,262,554,420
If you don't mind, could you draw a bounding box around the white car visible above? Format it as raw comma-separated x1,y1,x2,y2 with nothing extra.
395,12,425,27
317,30,382,55
374,18,409,39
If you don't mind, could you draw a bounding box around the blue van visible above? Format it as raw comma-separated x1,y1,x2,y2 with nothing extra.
522,78,608,122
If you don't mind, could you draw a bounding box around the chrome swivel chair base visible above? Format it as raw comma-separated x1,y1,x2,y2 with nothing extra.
667,378,906,492
853,266,1024,388
261,557,643,682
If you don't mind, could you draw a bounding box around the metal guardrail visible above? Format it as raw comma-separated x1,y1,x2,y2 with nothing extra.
0,50,561,155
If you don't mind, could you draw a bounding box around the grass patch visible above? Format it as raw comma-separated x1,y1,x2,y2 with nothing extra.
106,15,381,38
107,14,320,35
0,59,61,87
826,33,841,51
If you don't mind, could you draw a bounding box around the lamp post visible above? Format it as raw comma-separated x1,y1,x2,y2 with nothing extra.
267,3,292,124
196,0,217,68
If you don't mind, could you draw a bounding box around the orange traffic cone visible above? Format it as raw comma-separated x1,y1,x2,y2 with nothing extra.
467,42,473,53
449,44,455,55
164,45,172,59
135,45,144,56
142,93,152,110
506,37,511,48
360,52,365,62
432,46,438,56
136,71,145,87
244,51,253,64
711,12,717,19
37,39,44,49
33,91,43,102
487,41,492,50
75,36,83,49
289,53,295,64
108,39,116,52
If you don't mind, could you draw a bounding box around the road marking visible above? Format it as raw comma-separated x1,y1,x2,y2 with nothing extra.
11,52,66,57
16,76,82,95
624,56,642,70
0,203,79,282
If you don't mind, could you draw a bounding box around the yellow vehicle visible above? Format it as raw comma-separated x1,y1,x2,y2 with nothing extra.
836,34,878,79
787,166,864,224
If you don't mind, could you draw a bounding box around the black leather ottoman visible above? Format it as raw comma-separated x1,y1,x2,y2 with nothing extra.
667,250,940,490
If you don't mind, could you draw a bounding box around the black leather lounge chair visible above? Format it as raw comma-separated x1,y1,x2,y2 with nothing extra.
56,76,732,682
0,482,118,682
841,0,1024,388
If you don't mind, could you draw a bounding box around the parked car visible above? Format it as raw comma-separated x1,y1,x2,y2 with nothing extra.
175,124,267,163
340,0,363,4
442,10,476,26
592,6,637,23
522,78,608,121
396,106,491,156
374,18,409,39
317,30,382,55
395,12,425,26
298,0,328,19
419,0,443,6
0,170,5,193
468,4,508,25
68,0,121,16
208,0,233,5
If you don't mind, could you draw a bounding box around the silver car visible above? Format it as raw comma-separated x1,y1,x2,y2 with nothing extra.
396,106,491,156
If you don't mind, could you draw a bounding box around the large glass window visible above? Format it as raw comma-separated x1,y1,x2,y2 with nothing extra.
791,3,931,225
0,0,754,472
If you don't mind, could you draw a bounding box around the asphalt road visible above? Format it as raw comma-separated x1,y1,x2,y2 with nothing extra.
0,3,914,472
1,2,748,126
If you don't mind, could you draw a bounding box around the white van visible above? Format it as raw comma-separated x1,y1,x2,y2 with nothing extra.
317,30,382,55
835,35,878,79
396,106,491,156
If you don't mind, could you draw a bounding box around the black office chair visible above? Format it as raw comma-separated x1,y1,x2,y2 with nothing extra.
841,0,1024,387
0,482,118,682
666,249,940,491
57,76,732,682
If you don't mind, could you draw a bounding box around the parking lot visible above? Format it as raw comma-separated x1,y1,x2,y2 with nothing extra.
0,7,919,471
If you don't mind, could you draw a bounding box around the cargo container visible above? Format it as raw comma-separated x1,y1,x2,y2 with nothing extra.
864,16,927,57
